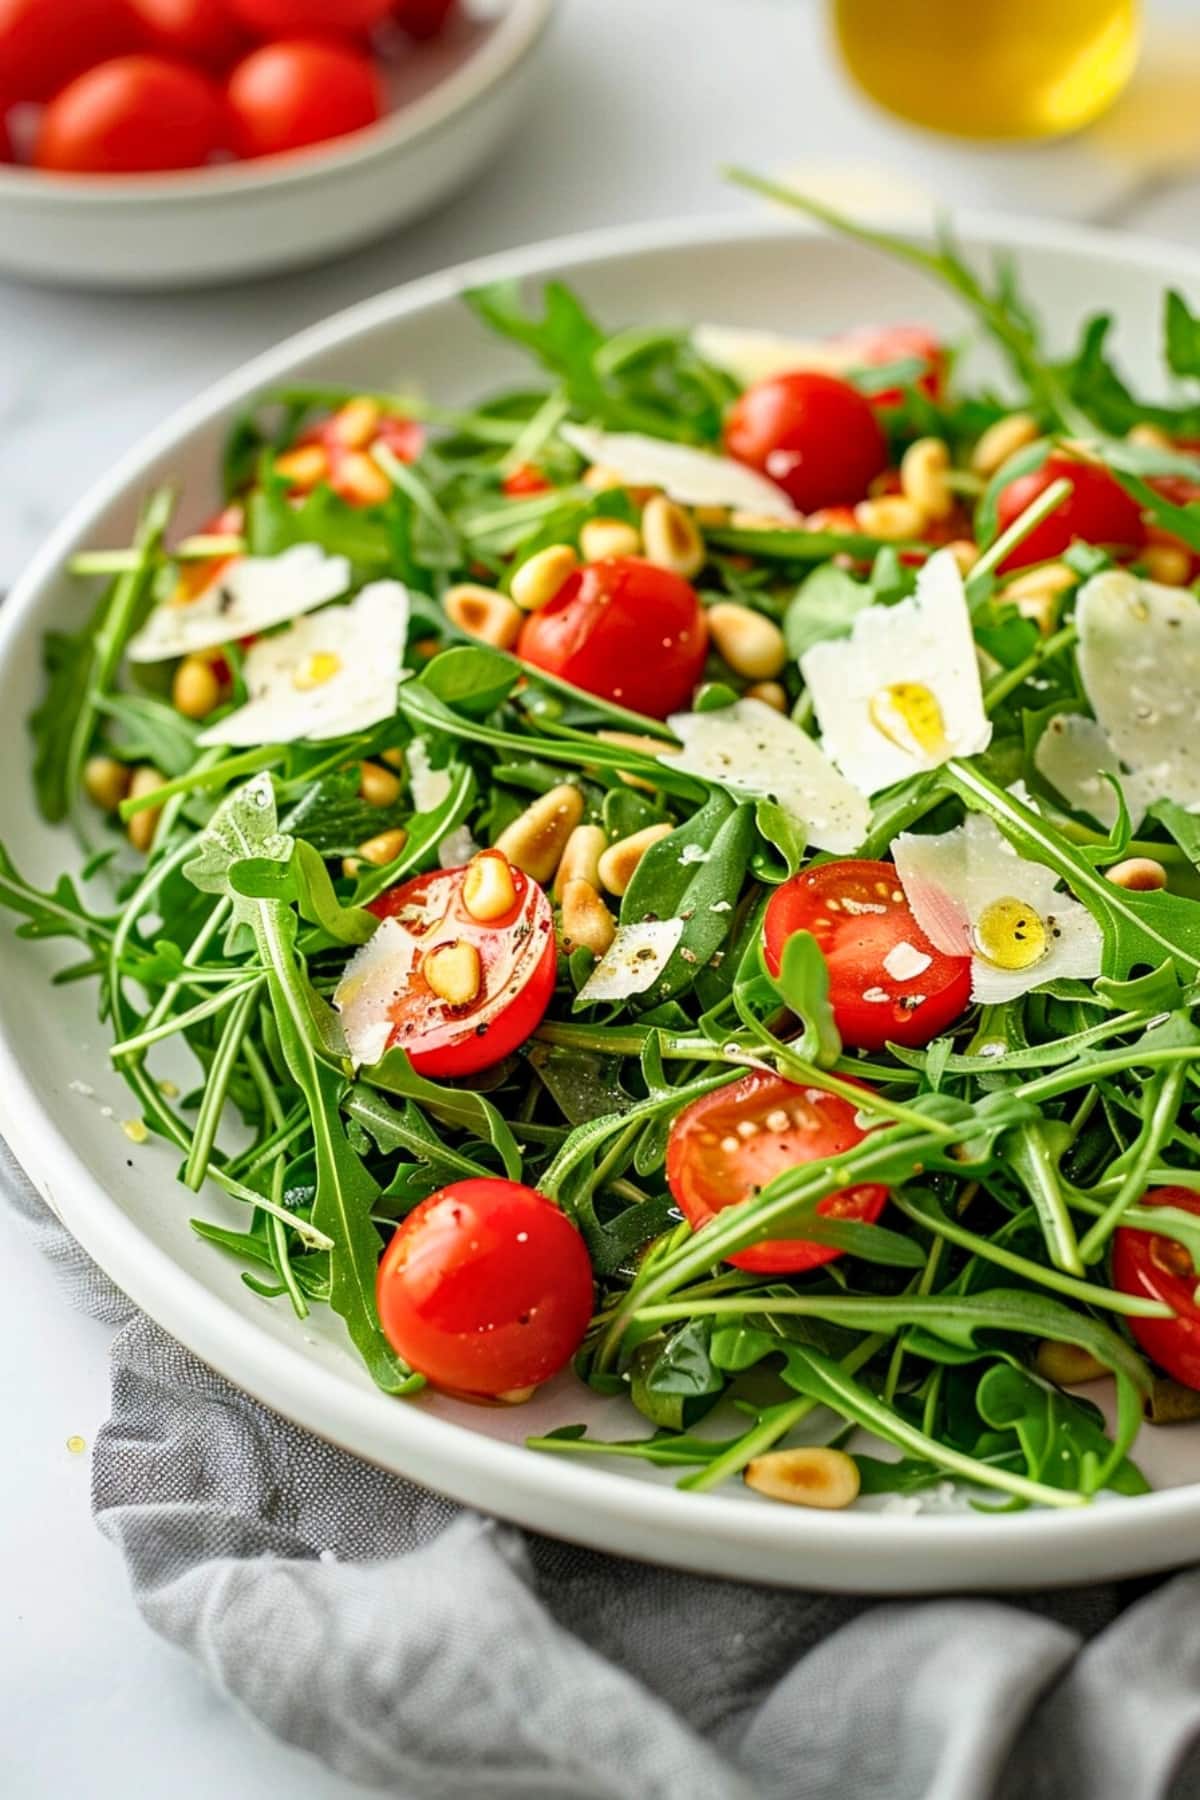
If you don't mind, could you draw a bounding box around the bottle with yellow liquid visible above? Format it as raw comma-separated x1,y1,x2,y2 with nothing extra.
833,0,1140,140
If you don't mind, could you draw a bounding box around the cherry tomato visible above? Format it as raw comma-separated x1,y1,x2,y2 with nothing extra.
366,853,556,1078
835,324,946,408
724,371,888,512
0,0,138,103
764,859,971,1052
128,0,247,64
0,108,11,163
35,55,228,173
1143,474,1200,582
391,0,455,37
294,406,422,504
226,0,390,34
666,1070,889,1274
377,1178,594,1398
502,462,552,498
517,556,707,719
993,452,1145,572
226,37,383,159
1113,1187,1200,1389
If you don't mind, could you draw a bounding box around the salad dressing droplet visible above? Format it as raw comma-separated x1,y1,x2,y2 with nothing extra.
973,896,1048,971
867,681,948,758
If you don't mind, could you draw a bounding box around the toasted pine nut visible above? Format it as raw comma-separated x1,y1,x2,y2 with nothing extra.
330,396,381,450
597,822,673,897
970,412,1040,477
335,450,392,508
357,827,408,868
1106,856,1167,892
380,747,405,771
554,823,607,899
359,761,402,808
84,755,130,813
900,436,954,522
692,504,731,528
1144,543,1192,586
1034,1340,1107,1386
945,538,980,577
172,654,221,720
579,517,641,562
706,601,787,679
1002,561,1077,635
495,784,584,884
854,495,924,541
582,463,626,492
423,939,482,1006
560,878,617,957
744,1446,861,1509
642,495,705,578
1127,422,1174,451
744,680,787,712
867,470,899,499
275,444,328,489
595,728,665,793
511,543,578,612
126,765,164,854
444,583,524,650
462,849,518,922
730,509,789,532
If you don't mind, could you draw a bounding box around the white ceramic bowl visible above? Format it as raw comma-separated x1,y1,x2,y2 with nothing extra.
5,212,1200,1593
0,0,552,290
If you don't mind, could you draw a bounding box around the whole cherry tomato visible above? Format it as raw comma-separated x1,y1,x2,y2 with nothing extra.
377,1178,594,1398
1113,1187,1200,1390
226,37,383,159
226,0,390,34
35,55,228,173
993,452,1145,572
724,371,888,513
0,0,138,103
391,0,455,37
127,0,247,65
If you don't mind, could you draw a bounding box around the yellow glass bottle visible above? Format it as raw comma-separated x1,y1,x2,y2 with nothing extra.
832,0,1140,140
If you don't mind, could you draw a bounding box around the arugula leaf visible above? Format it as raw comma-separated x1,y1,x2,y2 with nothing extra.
1165,290,1200,380
783,562,872,659
770,931,840,1067
283,762,412,859
975,1362,1148,1497
244,476,397,571
364,1048,522,1179
229,840,377,946
0,843,114,948
619,798,754,1005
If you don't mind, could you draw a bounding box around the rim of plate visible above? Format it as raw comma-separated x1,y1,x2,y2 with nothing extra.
7,207,1200,1587
0,0,553,207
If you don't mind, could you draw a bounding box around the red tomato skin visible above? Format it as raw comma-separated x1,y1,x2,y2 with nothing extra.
391,0,455,37
764,860,971,1052
34,55,228,173
666,1070,888,1274
227,0,389,34
128,0,246,63
368,862,556,1078
724,371,888,512
0,108,11,162
502,462,551,497
226,37,382,159
0,0,139,103
377,1179,594,1397
993,453,1145,572
517,556,707,720
1113,1187,1200,1389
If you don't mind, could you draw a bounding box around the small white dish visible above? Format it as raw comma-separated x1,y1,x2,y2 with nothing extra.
0,0,552,291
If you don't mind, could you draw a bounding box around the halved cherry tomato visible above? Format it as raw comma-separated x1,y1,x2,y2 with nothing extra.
0,0,138,104
377,1178,594,1398
128,0,247,65
391,0,455,37
993,452,1145,572
226,37,383,159
764,859,971,1052
835,324,946,408
502,462,552,498
666,1070,889,1274
724,371,888,513
227,0,390,34
517,555,708,719
35,54,228,173
367,855,556,1077
1113,1187,1200,1389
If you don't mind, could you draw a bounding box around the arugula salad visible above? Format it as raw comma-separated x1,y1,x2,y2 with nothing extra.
18,176,1200,1517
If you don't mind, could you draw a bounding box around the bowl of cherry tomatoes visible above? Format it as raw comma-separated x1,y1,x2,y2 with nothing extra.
0,0,553,288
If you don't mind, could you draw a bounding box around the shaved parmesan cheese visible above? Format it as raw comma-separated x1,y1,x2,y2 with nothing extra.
197,581,409,749
560,423,799,520
577,918,685,1004
438,824,480,869
660,697,869,854
408,738,453,814
1033,713,1152,830
127,543,352,663
333,918,412,1069
882,940,932,982
802,549,992,795
693,324,857,388
892,814,1102,1004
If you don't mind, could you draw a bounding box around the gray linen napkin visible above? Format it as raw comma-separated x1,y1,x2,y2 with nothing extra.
9,1140,1200,1800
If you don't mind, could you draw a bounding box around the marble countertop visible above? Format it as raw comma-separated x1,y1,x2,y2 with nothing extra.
5,0,1200,1792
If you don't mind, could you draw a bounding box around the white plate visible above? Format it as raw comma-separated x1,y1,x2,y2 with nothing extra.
5,212,1200,1593
0,0,552,290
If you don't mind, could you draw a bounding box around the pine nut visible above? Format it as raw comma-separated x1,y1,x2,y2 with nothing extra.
1127,422,1173,451
1034,1340,1107,1386
511,543,578,612
1144,543,1192,586
854,495,924,541
945,538,980,577
743,1446,861,1509
126,765,164,854
330,396,381,450
730,509,789,532
275,444,328,490
495,784,584,884
970,412,1040,478
172,654,221,720
423,939,481,1006
444,583,524,650
597,822,674,896
900,437,954,521
706,601,787,679
356,827,408,868
553,823,607,899
744,680,787,712
84,755,130,813
595,728,665,794
642,495,705,579
462,849,518,921
380,747,405,771
692,504,731,529
359,761,402,808
582,464,626,492
1001,561,1077,635
1105,856,1167,892
560,878,617,957
334,450,392,507
579,517,641,562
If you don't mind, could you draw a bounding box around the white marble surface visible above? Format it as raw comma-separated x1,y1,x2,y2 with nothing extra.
5,0,1200,1793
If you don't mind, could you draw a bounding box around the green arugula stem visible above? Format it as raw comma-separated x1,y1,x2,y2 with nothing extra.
967,479,1074,595
109,974,264,1060
183,982,260,1191
982,622,1078,715
118,747,282,820
1078,1063,1189,1264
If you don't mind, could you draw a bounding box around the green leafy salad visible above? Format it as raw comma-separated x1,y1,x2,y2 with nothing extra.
16,175,1200,1516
